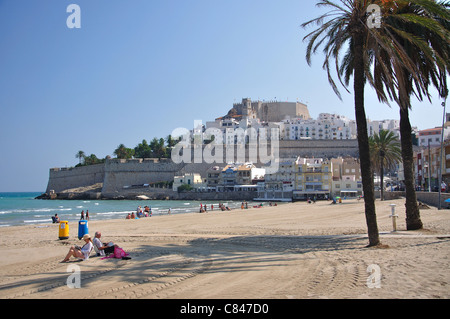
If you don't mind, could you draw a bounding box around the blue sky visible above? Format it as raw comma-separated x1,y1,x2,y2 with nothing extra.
0,0,446,192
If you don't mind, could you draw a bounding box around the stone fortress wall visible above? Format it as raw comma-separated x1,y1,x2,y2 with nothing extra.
46,164,105,193
44,140,359,199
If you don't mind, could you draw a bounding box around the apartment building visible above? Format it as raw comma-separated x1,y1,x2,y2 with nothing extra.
418,127,450,147
264,156,363,200
414,144,444,191
205,163,265,191
293,158,333,200
264,158,298,191
282,114,355,141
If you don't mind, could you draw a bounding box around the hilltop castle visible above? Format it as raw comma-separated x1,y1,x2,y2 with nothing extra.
217,98,311,123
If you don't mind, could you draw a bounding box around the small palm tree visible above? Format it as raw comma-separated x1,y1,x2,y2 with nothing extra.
113,144,134,159
369,130,402,200
75,150,85,165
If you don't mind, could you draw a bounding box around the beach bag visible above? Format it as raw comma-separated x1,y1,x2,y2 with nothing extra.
113,246,129,259
101,246,130,260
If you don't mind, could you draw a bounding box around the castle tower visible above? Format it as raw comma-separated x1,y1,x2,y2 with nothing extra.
242,98,252,118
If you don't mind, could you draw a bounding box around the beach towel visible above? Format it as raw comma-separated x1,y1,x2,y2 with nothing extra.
101,246,130,260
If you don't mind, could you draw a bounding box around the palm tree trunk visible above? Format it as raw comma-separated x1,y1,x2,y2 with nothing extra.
353,31,380,247
380,159,384,201
399,106,423,230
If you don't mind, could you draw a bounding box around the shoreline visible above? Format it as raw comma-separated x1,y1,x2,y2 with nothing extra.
1,193,265,228
1,198,449,299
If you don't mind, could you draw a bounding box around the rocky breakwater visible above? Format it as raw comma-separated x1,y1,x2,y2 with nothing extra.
36,183,175,200
36,183,104,200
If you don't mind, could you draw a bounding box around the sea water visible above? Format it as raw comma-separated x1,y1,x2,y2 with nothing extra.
0,192,251,227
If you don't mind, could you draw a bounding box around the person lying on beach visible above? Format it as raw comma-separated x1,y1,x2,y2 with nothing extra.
93,231,117,257
61,234,93,263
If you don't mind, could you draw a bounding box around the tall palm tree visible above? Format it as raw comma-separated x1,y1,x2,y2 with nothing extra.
364,0,450,229
369,130,402,200
302,0,381,246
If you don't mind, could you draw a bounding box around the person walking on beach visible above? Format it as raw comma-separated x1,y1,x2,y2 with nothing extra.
80,210,85,220
86,210,89,220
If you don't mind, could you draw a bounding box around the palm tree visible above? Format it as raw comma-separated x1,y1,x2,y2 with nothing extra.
75,150,85,165
113,144,134,159
302,0,381,246
364,0,449,229
369,130,402,200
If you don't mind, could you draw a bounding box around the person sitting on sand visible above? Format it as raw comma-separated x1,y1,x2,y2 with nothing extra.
93,231,117,257
52,214,60,223
61,234,93,262
126,213,131,219
130,212,136,219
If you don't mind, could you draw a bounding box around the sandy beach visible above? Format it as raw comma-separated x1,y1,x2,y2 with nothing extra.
0,198,449,300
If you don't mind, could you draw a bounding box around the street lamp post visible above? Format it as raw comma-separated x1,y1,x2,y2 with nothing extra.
439,98,447,210
428,141,432,192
